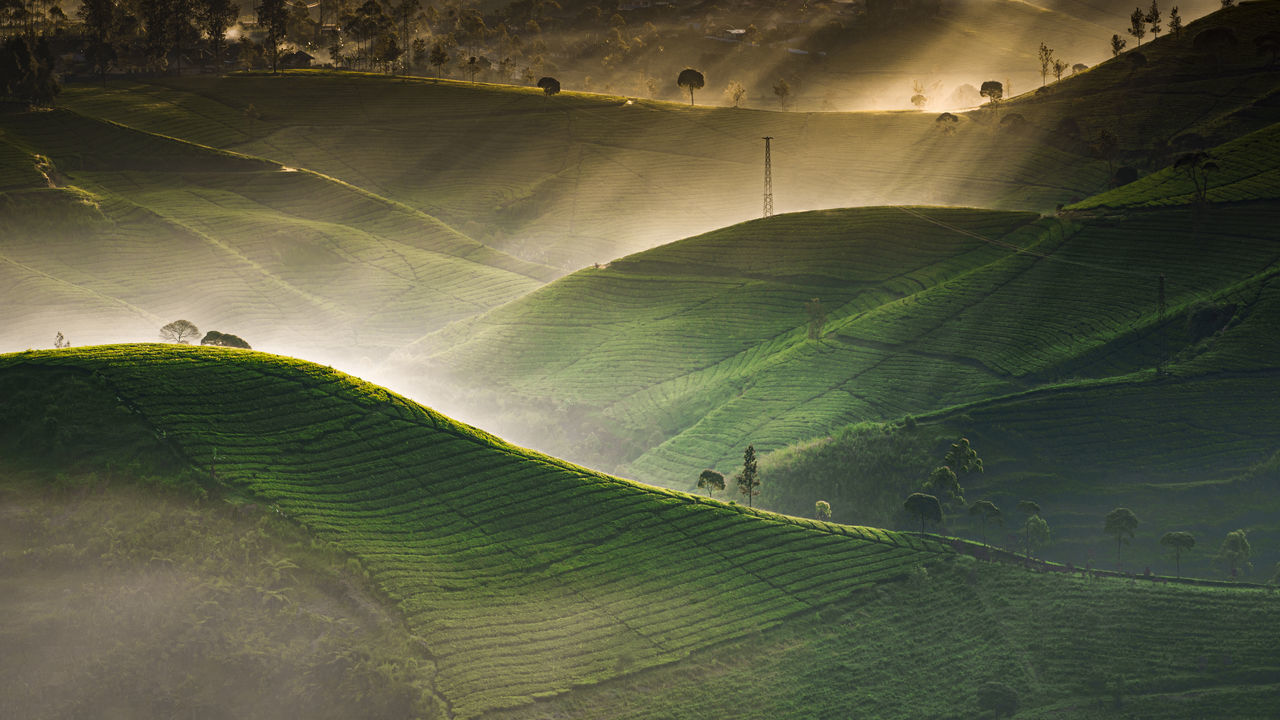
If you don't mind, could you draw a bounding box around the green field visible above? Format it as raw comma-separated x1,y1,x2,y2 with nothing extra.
3,345,1279,719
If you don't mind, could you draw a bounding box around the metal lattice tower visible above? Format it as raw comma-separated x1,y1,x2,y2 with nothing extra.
762,136,774,218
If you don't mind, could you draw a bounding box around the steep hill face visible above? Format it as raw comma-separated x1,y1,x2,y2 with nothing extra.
0,106,554,368
4,346,1279,720
0,345,947,718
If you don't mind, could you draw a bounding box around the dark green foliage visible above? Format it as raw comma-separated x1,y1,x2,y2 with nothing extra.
200,330,251,349
1104,507,1139,564
1161,530,1195,578
904,492,941,535
677,67,704,105
979,80,1002,103
536,76,560,95
1025,514,1051,558
814,499,831,521
970,500,1002,547
738,444,760,507
0,35,60,107
696,468,724,498
1217,529,1252,577
976,681,1019,717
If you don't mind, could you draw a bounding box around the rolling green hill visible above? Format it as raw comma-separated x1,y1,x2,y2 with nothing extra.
0,106,555,366
0,345,948,718
4,345,1279,719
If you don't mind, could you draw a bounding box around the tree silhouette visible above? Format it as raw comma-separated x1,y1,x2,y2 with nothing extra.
697,469,725,498
724,80,745,107
969,500,1002,548
1128,7,1147,47
1038,42,1054,85
160,319,200,344
904,493,942,536
1146,0,1162,39
737,444,759,507
773,78,791,108
536,76,560,95
197,0,239,74
1105,507,1139,565
677,67,705,106
979,80,1003,104
258,0,289,73
1174,151,1218,205
1112,34,1127,57
1016,500,1040,557
1160,531,1195,579
1169,6,1183,38
935,112,959,134
429,42,450,77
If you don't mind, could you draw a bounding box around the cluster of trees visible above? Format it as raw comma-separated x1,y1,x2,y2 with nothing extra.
0,2,60,105
1104,507,1255,579
159,319,250,348
696,444,759,508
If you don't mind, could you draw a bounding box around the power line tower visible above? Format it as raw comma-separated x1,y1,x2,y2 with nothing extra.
762,136,774,218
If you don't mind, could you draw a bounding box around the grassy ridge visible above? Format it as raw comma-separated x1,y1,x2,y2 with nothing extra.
0,106,554,361
420,201,1280,491
0,345,947,718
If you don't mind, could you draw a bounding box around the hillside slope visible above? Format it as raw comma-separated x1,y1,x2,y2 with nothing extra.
0,106,555,366
4,346,1279,719
0,345,947,718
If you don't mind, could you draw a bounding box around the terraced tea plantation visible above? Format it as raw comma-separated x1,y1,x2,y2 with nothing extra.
0,345,948,718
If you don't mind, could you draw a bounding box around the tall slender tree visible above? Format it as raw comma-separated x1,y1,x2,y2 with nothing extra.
1038,42,1054,85
1146,0,1161,39
197,0,239,73
677,67,704,106
1128,7,1147,46
1160,531,1195,579
737,444,759,508
258,0,287,73
77,0,116,86
1105,507,1139,566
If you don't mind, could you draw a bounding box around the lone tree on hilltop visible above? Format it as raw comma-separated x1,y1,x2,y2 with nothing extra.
697,469,725,499
677,67,705,106
737,444,760,508
258,0,289,74
904,492,942,536
1112,34,1128,56
53,331,69,349
1105,507,1139,566
1169,6,1183,38
160,320,200,344
537,76,560,95
815,500,832,521
1217,529,1252,578
969,500,1002,547
1038,42,1054,86
979,80,1003,104
1053,59,1068,82
1160,531,1195,579
1128,7,1147,47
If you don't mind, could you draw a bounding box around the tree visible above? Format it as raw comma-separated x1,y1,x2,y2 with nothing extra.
78,0,116,86
160,319,200,344
1174,151,1218,205
696,469,724,498
259,0,288,73
772,78,791,109
53,331,68,348
979,80,1002,104
969,500,1002,547
1053,58,1068,82
1104,507,1139,565
429,42,450,77
925,437,983,511
677,67,704,106
935,112,959,134
1128,7,1147,47
1160,531,1195,579
1112,34,1127,57
904,492,941,535
724,80,745,107
0,35,59,106
910,79,928,108
1038,42,1054,86
200,330,251,349
1146,0,1161,39
815,500,831,521
1217,529,1252,577
197,0,240,74
1169,6,1183,38
1092,129,1120,176
737,444,759,507
1016,500,1040,558
1072,62,1088,74
390,0,421,72
1221,0,1234,7
805,297,826,340
536,75,560,95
